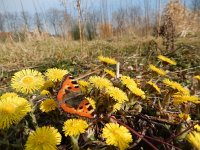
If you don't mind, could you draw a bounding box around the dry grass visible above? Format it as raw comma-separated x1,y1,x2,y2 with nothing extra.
0,36,160,72
0,35,199,80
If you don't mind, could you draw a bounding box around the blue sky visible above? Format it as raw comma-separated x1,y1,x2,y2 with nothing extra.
1,0,63,13
0,0,179,14
0,0,192,34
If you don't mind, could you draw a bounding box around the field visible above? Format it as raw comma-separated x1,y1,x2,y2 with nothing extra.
0,36,200,150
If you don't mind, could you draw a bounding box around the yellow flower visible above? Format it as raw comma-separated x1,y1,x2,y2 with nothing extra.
147,81,161,93
173,94,199,104
194,125,200,132
45,68,68,82
157,55,176,65
63,119,88,137
86,97,96,109
194,75,200,81
40,99,58,112
120,76,137,87
11,69,44,94
127,85,146,99
41,80,54,90
178,113,191,121
163,79,190,95
78,80,90,93
78,80,90,87
98,56,117,65
104,69,116,78
40,90,50,96
186,131,200,150
0,92,19,100
0,96,31,129
89,76,113,90
25,126,61,150
106,86,128,103
112,103,123,112
102,123,133,150
40,80,54,95
149,64,167,76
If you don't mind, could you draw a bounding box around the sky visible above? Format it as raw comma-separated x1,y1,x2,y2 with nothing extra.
0,0,192,14
1,0,64,13
0,0,192,34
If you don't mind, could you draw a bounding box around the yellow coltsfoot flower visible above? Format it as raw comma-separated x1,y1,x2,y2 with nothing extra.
85,97,96,109
78,80,90,87
11,69,44,94
63,119,88,137
102,123,133,150
173,94,199,104
147,81,161,93
98,56,118,65
194,125,200,132
41,80,54,90
120,75,137,87
163,79,190,95
45,68,68,82
40,99,58,112
178,113,191,121
40,90,51,96
106,86,128,103
104,69,116,78
127,85,146,99
112,102,123,112
186,131,200,150
25,126,61,150
149,64,167,76
78,80,90,93
0,92,19,100
0,96,31,129
89,76,113,90
194,75,200,81
157,55,176,65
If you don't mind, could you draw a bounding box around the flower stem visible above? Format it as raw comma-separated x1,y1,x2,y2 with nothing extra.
70,135,80,150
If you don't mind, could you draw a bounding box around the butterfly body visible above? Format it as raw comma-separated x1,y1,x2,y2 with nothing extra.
57,74,94,118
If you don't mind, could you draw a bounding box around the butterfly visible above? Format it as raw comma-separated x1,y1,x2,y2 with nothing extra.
57,74,94,118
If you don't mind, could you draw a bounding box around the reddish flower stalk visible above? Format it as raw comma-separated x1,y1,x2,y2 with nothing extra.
144,135,182,150
166,122,199,142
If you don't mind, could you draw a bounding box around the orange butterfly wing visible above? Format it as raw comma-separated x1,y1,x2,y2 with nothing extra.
57,74,94,118
57,74,80,102
76,99,93,118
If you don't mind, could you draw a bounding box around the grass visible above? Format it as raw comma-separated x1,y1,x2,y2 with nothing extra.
0,36,200,85
0,36,162,70
0,35,200,149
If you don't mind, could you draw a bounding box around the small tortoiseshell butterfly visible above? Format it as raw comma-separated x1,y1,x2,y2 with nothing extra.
57,74,94,118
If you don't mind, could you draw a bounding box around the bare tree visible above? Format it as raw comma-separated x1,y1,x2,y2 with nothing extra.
127,5,142,36
19,11,32,31
100,0,108,24
191,0,200,25
156,0,161,37
144,0,150,37
76,0,83,51
20,0,30,31
59,0,73,38
5,12,20,32
46,8,62,35
0,13,5,32
84,10,100,40
32,0,43,34
191,0,200,13
112,8,127,37
34,12,43,34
